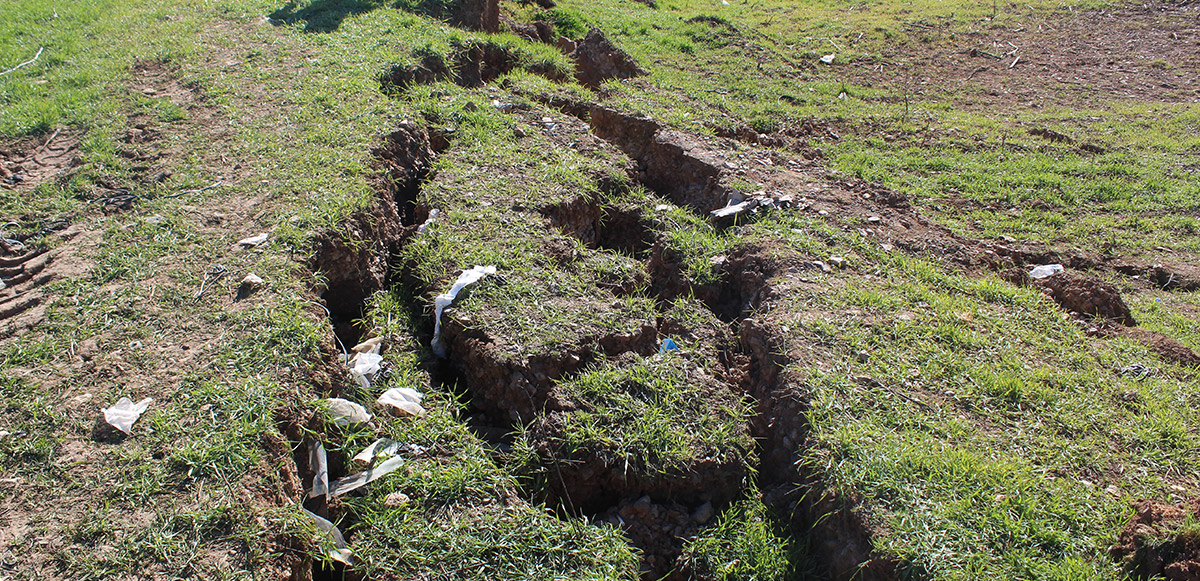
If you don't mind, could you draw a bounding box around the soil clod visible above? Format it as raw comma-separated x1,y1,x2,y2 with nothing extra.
570,28,647,88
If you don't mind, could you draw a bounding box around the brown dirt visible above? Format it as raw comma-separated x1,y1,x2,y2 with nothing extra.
1111,498,1200,580
380,40,567,93
848,1,1200,109
311,123,431,342
1123,328,1200,368
0,224,96,339
0,130,81,193
1030,271,1137,326
439,301,659,424
571,28,647,89
599,496,699,579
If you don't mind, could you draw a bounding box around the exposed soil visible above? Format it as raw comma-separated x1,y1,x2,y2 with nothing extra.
311,122,433,345
1122,328,1200,368
571,28,648,88
0,225,95,339
380,40,567,93
1030,271,1137,326
0,131,81,193
1111,498,1200,580
848,0,1200,109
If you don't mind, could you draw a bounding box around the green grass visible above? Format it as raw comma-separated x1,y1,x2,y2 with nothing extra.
528,353,752,478
4,0,1200,578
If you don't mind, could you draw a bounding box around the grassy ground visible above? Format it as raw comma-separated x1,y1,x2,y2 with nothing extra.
2,0,1199,579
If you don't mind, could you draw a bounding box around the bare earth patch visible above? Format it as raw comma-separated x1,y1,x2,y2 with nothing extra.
850,1,1200,108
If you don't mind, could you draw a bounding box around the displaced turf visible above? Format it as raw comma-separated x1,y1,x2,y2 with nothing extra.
2,0,1199,579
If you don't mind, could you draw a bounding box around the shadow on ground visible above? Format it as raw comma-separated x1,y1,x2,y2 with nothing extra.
269,0,388,33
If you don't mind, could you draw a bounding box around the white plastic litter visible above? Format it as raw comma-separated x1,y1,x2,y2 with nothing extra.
234,232,269,249
377,388,426,418
308,441,329,499
102,397,153,435
303,509,353,565
323,398,371,426
329,456,406,497
347,338,384,389
351,438,404,465
1029,264,1064,279
431,265,496,357
820,54,835,64
711,199,759,219
417,209,440,234
349,351,384,390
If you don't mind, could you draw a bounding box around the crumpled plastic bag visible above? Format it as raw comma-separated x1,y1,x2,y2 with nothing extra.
352,438,402,465
323,398,371,427
303,509,353,565
351,438,425,465
1029,264,1064,279
431,265,496,357
102,397,153,435
377,387,426,418
417,209,440,234
329,456,406,497
308,441,329,499
346,337,385,389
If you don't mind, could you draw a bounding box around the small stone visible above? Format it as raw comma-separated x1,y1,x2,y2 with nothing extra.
691,501,714,524
867,216,881,224
710,255,727,267
999,235,1016,243
818,209,829,217
241,273,264,288
829,256,844,268
812,261,831,273
384,491,411,507
856,350,869,363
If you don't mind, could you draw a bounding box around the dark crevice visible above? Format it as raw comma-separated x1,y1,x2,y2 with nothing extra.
312,122,437,348
307,95,895,579
738,320,898,580
539,193,655,259
647,242,777,324
380,40,567,93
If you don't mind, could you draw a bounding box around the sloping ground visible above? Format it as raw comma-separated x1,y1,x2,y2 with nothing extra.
1,0,1199,580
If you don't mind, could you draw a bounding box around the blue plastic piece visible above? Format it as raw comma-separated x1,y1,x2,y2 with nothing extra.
659,338,679,353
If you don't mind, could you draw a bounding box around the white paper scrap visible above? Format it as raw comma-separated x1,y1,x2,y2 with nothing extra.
102,397,153,435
